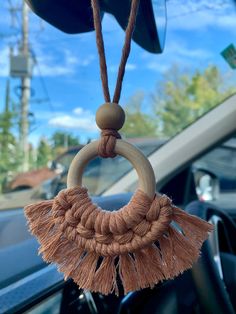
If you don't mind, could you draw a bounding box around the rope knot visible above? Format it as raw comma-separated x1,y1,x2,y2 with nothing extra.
65,209,78,227
98,129,121,158
47,188,177,255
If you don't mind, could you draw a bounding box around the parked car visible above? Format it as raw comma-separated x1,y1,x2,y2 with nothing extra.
0,139,165,209
3,145,84,192
5,167,56,192
45,138,166,199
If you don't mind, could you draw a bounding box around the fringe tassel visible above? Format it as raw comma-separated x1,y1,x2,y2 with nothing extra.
24,195,213,296
158,233,174,279
119,254,139,294
40,235,67,261
168,226,199,274
172,207,213,248
25,200,53,218
92,256,118,295
25,201,54,237
60,247,85,280
74,253,99,289
134,245,164,289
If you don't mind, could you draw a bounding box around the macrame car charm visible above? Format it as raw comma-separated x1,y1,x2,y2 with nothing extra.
25,0,213,296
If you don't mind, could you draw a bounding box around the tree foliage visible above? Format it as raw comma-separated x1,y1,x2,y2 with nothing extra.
152,65,235,137
51,131,80,156
121,66,235,139
36,138,53,168
35,132,81,168
121,91,157,138
0,81,19,191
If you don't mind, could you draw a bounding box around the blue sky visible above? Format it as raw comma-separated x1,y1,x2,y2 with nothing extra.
0,0,236,145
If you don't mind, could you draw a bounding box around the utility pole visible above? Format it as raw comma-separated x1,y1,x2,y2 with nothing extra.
19,1,30,171
5,79,10,114
1,79,11,153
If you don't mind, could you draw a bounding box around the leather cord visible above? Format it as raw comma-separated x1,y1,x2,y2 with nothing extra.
91,0,140,104
91,0,140,158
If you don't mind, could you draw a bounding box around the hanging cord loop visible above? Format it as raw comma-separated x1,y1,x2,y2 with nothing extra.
91,0,140,158
91,0,110,103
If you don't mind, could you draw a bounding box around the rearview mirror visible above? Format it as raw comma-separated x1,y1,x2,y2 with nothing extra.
25,0,166,53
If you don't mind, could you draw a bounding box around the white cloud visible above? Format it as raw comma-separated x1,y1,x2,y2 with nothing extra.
167,1,236,30
167,42,212,59
48,106,98,132
143,39,212,73
146,62,169,73
167,0,232,18
126,63,137,71
33,47,95,77
33,48,75,76
73,107,83,115
64,49,95,67
49,115,97,131
79,54,95,66
35,58,74,76
64,50,79,66
109,63,137,73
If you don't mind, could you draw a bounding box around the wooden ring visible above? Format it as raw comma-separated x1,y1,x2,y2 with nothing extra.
67,139,156,199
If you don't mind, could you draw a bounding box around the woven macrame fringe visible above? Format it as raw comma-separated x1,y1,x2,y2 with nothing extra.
25,199,212,296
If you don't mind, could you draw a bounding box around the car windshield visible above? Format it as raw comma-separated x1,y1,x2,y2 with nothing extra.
1,1,236,312
1,1,236,209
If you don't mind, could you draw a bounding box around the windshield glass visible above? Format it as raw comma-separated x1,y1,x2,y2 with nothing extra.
1,0,236,310
0,1,236,208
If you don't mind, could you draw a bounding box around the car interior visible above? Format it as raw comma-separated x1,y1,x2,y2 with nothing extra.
0,1,236,314
1,133,236,314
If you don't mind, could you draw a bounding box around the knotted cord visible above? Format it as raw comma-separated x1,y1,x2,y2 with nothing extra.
91,0,140,104
91,0,140,158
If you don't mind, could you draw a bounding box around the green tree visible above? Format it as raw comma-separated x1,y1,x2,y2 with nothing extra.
121,91,157,138
152,65,235,137
0,80,18,191
52,131,80,148
28,143,37,170
37,138,53,168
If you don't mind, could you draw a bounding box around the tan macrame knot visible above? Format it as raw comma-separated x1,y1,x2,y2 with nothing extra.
25,187,213,295
52,188,173,255
98,129,121,158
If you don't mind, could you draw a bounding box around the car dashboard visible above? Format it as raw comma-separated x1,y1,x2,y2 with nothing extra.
1,190,236,314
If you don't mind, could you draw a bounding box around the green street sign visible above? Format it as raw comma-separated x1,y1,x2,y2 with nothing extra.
221,44,236,69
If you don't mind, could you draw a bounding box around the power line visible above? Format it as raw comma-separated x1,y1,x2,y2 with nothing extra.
7,0,21,29
7,2,54,113
8,1,54,113
30,49,55,112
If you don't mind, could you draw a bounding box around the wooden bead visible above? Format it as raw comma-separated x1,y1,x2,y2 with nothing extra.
96,103,125,130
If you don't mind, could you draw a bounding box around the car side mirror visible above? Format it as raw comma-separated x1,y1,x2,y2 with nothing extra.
193,168,220,202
